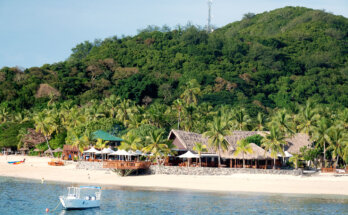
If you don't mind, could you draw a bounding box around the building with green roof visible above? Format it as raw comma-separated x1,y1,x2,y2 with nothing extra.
92,130,123,148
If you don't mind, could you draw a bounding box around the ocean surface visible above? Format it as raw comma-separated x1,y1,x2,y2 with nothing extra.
0,177,347,215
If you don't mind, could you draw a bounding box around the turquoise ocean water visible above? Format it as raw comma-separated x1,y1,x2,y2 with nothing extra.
0,177,347,215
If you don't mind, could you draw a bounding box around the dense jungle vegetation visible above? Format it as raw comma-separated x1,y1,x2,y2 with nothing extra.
0,7,347,167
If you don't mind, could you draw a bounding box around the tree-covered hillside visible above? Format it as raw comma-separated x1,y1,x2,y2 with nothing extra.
0,6,347,113
0,7,347,168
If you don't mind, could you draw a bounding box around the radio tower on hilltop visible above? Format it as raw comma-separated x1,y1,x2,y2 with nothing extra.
207,0,213,33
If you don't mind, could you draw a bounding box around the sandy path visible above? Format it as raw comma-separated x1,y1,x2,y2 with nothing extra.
1,155,348,196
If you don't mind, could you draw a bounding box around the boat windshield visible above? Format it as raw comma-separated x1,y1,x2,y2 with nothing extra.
66,186,101,200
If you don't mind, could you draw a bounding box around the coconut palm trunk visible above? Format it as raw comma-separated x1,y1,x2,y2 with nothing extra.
45,136,54,157
242,152,245,168
323,143,326,167
199,153,202,167
218,143,221,167
335,155,339,169
273,157,276,169
178,110,181,129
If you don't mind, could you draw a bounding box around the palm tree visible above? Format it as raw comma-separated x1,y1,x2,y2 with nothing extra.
312,118,330,166
270,109,294,136
234,139,253,168
95,138,109,149
343,143,348,167
325,126,347,168
289,154,302,169
337,108,348,130
172,99,184,129
180,79,201,105
0,107,10,123
116,99,133,126
104,95,120,118
261,126,286,169
143,130,173,165
232,109,251,131
14,112,29,124
71,134,90,159
253,112,266,131
119,132,143,151
270,109,295,165
181,104,198,131
16,128,28,150
296,101,319,136
33,112,57,157
203,116,231,166
193,142,207,166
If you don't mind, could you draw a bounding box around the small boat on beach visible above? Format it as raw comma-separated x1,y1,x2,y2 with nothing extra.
8,159,25,165
59,186,101,209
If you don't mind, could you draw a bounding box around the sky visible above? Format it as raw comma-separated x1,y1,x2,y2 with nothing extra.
0,0,347,69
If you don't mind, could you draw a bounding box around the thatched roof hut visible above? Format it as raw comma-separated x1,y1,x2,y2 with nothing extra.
168,130,216,154
168,129,270,159
168,129,311,159
220,143,272,160
285,133,311,154
224,131,261,151
44,149,52,155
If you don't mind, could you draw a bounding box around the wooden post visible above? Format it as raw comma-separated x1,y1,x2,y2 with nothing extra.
230,159,232,168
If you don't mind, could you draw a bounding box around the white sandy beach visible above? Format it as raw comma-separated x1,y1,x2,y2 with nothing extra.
1,155,347,196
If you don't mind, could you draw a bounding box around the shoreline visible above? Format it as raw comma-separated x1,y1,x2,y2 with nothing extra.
1,155,348,196
2,175,348,199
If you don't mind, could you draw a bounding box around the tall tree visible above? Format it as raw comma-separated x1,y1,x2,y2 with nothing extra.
325,126,347,168
33,112,57,157
193,142,208,167
262,126,286,169
180,79,201,105
203,116,231,166
296,101,319,136
143,130,173,165
232,108,251,131
234,139,253,168
312,118,330,166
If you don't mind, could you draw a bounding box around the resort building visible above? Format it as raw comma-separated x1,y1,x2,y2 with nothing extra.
168,129,311,169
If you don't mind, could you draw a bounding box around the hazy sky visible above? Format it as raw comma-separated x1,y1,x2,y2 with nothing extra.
0,0,347,68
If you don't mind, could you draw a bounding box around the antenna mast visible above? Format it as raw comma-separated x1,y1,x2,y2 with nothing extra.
207,0,213,33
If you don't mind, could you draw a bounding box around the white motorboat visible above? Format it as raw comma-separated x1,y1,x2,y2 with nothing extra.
59,186,101,209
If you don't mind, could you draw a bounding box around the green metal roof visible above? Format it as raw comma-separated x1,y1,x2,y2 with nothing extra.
92,130,123,141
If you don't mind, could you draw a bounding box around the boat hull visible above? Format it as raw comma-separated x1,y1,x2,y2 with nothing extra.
8,161,24,165
59,196,100,209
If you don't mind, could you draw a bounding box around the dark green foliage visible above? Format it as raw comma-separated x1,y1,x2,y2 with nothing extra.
49,132,67,149
0,7,347,112
244,134,264,146
0,121,33,149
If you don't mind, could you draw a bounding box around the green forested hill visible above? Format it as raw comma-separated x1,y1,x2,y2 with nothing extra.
0,6,347,112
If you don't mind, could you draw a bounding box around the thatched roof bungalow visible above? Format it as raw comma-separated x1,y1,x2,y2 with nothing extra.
168,129,271,159
168,129,216,154
168,129,310,159
285,133,311,154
